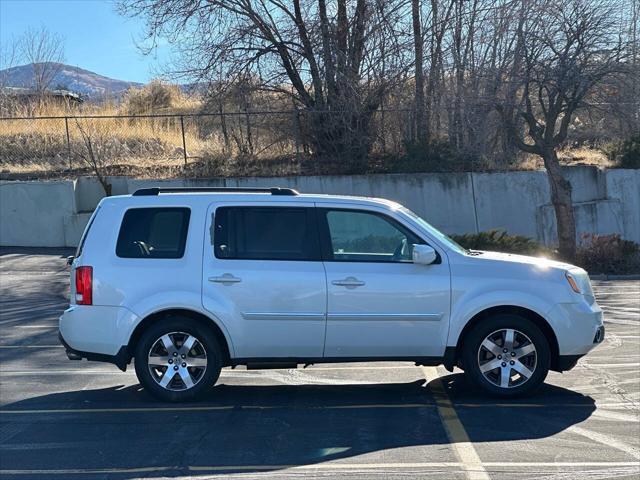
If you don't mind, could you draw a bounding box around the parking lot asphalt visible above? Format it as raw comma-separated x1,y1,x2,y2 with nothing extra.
0,247,638,480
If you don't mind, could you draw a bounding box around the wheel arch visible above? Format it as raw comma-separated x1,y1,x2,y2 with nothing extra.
127,308,232,365
452,305,560,371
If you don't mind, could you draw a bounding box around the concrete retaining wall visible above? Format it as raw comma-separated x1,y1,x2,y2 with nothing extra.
0,181,77,247
1,166,638,247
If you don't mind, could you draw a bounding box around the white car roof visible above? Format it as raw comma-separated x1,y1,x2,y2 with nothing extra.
102,188,402,210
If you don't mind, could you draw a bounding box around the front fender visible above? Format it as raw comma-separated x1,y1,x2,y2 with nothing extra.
448,290,554,347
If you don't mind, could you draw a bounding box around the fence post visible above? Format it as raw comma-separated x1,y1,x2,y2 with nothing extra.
64,116,72,171
293,109,301,161
470,157,480,234
180,115,188,169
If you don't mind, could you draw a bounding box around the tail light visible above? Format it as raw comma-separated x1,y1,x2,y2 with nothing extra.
75,266,93,305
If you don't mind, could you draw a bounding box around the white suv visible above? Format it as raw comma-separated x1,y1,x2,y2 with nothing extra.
59,187,604,401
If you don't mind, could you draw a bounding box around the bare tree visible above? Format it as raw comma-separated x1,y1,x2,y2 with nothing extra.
119,0,412,168
19,27,65,96
425,0,455,139
74,120,113,196
0,36,20,115
0,37,19,87
412,0,428,144
497,0,627,260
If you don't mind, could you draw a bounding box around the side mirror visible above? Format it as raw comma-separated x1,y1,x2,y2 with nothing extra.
412,244,437,265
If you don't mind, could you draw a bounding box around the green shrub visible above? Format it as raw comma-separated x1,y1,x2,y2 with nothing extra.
393,139,475,173
451,229,551,256
576,234,640,274
619,135,640,168
603,135,640,168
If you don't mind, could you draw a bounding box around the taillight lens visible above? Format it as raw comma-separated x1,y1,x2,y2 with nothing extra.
75,266,93,305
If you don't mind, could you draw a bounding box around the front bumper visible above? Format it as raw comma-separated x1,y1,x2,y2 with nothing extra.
551,326,604,372
547,301,604,357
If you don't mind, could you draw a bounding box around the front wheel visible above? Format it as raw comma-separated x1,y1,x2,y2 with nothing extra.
462,314,551,397
134,317,222,402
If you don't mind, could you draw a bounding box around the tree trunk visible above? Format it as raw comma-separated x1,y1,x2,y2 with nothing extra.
543,148,576,261
308,109,373,172
412,0,427,144
96,172,112,197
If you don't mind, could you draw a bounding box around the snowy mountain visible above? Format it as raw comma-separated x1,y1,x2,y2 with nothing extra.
0,63,142,98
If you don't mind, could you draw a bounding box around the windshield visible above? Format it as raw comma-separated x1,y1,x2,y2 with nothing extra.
398,207,468,255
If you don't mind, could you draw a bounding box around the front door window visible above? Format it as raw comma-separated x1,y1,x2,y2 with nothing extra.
323,209,422,263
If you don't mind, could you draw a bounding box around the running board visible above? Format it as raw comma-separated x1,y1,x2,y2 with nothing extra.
246,362,299,370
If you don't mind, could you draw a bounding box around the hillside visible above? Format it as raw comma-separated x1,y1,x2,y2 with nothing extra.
0,62,142,98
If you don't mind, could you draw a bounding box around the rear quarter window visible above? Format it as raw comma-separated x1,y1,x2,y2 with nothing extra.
116,207,190,259
75,206,100,257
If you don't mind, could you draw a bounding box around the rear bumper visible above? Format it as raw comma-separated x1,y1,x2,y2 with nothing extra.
58,331,130,371
58,304,137,371
59,304,138,354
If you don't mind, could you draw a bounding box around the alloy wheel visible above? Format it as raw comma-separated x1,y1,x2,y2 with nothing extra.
147,331,208,391
477,328,537,389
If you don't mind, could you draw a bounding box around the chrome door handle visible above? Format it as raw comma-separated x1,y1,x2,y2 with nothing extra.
332,277,365,288
209,274,242,284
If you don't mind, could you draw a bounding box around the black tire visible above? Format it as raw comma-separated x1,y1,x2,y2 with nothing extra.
462,314,551,397
134,316,222,402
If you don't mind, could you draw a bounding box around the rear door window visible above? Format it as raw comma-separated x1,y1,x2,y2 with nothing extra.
213,207,320,261
116,208,190,258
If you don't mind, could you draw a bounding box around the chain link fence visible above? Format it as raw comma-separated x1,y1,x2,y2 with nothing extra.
0,109,419,178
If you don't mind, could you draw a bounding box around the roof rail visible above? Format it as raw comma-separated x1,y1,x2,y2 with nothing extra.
132,187,299,196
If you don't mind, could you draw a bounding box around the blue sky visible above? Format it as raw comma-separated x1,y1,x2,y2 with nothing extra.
0,0,167,82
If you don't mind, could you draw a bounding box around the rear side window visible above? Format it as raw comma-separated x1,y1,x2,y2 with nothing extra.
116,208,190,259
213,207,320,261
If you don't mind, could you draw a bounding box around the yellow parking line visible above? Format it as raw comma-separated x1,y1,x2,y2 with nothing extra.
2,461,638,475
0,345,62,348
0,403,437,415
0,401,609,415
0,466,174,475
423,366,491,480
0,405,236,414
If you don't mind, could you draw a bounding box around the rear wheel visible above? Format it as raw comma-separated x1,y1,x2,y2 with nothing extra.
134,317,222,402
462,314,550,397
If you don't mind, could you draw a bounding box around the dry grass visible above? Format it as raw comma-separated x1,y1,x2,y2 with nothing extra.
0,91,619,179
0,114,200,173
0,92,299,177
517,147,614,171
558,147,613,167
